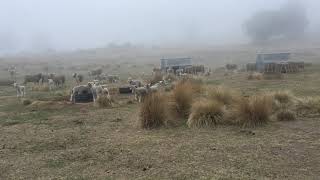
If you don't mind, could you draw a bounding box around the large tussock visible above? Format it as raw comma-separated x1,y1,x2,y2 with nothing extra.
187,100,224,128
139,93,167,129
235,95,273,128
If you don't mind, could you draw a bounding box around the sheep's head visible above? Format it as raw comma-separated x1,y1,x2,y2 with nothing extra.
13,82,17,88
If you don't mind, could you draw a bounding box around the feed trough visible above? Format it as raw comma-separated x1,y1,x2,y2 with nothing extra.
72,86,94,103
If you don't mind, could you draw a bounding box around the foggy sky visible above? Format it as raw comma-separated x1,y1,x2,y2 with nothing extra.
1,0,320,53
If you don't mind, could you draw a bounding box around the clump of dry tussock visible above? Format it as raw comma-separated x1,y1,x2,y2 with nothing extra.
208,86,239,105
273,91,293,104
139,93,167,129
172,81,194,117
96,95,112,108
31,85,49,92
187,100,224,128
247,72,263,80
296,97,320,115
235,95,273,128
277,110,296,121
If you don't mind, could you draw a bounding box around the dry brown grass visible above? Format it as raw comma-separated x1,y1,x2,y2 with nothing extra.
235,95,273,128
139,92,167,129
172,81,194,117
208,86,239,105
31,85,50,92
296,97,320,115
273,91,293,104
277,110,296,121
187,99,224,128
96,95,112,108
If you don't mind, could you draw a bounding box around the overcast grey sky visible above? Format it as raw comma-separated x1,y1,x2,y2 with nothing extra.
0,0,319,53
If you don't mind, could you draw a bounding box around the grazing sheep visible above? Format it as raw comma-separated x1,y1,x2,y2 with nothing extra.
13,83,25,97
226,64,238,71
24,73,42,85
72,73,84,84
131,86,148,103
88,68,103,78
128,77,143,87
107,75,120,83
88,82,109,103
52,75,65,87
8,66,17,81
48,79,54,91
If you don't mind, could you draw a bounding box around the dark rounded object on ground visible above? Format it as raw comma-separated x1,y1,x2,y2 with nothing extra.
119,86,132,94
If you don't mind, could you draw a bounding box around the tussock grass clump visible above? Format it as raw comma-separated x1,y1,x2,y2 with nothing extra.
172,81,194,117
208,86,238,105
187,100,224,128
273,91,293,104
235,95,273,128
277,110,296,121
96,95,112,108
247,73,263,80
31,85,49,92
296,97,320,115
139,93,167,129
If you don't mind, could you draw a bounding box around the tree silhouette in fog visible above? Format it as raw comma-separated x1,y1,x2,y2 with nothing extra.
244,0,308,43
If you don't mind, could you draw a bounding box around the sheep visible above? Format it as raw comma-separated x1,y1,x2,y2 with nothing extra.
128,77,143,88
8,66,17,81
48,79,54,91
88,68,103,78
24,73,42,85
52,75,65,87
88,82,110,103
13,83,25,98
131,86,148,103
72,73,84,85
107,75,120,83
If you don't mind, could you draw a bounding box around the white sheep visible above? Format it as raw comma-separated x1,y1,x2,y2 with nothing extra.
131,86,148,102
13,83,25,98
48,79,54,91
88,82,110,103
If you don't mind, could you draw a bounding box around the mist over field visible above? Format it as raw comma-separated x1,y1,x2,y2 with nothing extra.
0,0,320,54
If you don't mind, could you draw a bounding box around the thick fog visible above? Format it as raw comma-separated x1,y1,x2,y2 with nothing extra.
0,0,320,53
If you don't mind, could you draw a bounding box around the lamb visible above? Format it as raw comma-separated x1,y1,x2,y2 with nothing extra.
88,82,110,103
24,73,42,85
128,77,143,88
48,79,54,91
72,73,84,85
88,68,103,78
107,75,120,83
131,86,148,103
52,75,66,87
13,83,25,98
